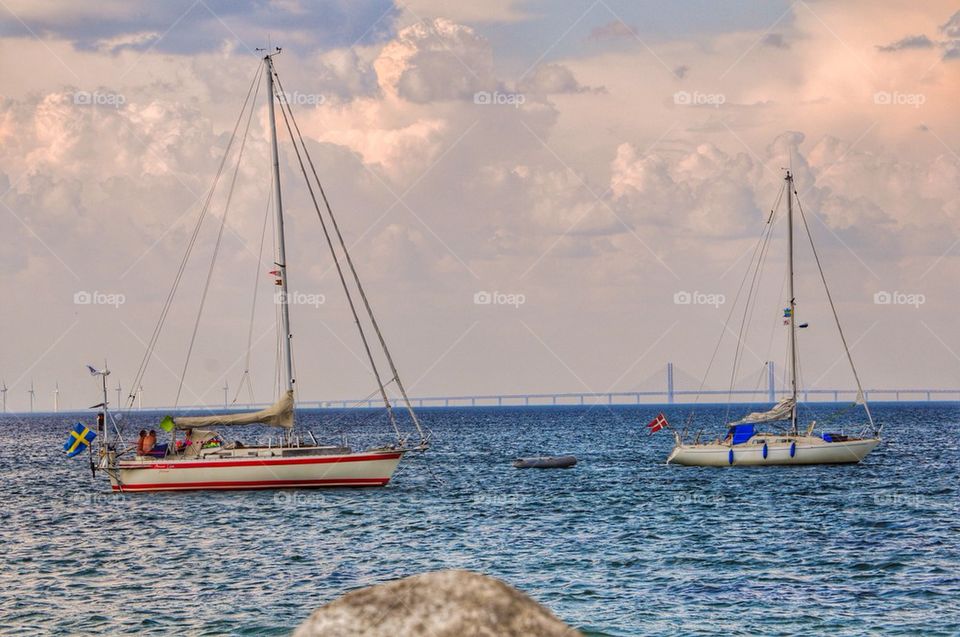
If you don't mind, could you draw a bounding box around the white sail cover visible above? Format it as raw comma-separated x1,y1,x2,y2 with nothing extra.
730,397,796,426
173,390,294,430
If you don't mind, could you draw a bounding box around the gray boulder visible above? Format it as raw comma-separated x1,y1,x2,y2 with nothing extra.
294,569,581,637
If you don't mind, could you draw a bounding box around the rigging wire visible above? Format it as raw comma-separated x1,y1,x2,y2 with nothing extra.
174,63,263,407
269,75,400,442
124,62,264,413
232,185,273,405
724,201,779,423
686,182,787,430
794,191,877,434
271,71,428,448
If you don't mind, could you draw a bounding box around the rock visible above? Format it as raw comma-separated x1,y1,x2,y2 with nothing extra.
294,569,581,637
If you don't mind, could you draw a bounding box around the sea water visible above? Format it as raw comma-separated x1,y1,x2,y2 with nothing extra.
1,402,958,636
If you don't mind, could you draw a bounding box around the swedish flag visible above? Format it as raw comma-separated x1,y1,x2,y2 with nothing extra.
64,423,96,458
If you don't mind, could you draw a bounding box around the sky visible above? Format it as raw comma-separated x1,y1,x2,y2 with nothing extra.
1,0,958,411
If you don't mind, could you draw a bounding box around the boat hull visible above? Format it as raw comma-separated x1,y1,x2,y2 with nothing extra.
109,449,404,492
667,436,879,467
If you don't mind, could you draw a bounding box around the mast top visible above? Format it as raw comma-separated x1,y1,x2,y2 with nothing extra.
256,46,282,60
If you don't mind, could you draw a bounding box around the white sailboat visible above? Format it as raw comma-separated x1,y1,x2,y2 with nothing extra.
88,49,427,492
667,171,880,467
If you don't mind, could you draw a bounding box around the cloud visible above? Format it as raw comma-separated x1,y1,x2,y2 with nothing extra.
940,10,960,38
518,63,604,95
587,20,636,41
877,34,935,52
761,33,789,49
0,0,398,54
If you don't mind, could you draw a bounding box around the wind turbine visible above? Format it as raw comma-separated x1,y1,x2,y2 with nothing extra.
223,381,229,409
137,384,143,410
53,382,60,412
1,379,7,413
28,380,35,413
115,382,122,410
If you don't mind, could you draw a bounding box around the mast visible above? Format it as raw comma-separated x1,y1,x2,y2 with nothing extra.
786,171,798,434
264,50,295,398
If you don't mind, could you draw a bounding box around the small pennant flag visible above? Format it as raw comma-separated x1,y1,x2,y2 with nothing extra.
268,269,281,277
64,423,96,457
783,307,792,318
159,415,175,433
647,412,669,434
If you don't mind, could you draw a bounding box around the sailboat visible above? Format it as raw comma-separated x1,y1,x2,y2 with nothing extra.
667,171,880,467
88,49,428,492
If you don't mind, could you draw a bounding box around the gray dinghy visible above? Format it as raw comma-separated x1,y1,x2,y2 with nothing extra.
513,455,577,469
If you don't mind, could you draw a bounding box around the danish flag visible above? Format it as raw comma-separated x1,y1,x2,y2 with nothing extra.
647,412,669,434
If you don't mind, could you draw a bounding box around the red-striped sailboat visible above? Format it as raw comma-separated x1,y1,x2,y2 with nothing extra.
89,49,427,492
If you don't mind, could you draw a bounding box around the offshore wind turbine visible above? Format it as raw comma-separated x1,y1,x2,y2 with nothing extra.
53,382,60,412
28,380,35,413
1,379,7,413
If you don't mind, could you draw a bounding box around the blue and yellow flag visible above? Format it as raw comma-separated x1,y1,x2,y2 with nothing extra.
64,423,96,458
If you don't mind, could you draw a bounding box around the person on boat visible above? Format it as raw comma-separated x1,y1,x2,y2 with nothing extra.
136,430,147,455
143,429,157,454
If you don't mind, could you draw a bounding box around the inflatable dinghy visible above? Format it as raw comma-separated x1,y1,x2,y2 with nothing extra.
513,455,577,469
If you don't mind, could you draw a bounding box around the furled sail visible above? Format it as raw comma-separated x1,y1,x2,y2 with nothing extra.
729,397,795,426
173,390,294,430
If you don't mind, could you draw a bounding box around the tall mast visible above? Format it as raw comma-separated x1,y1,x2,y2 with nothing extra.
786,171,798,434
264,51,295,397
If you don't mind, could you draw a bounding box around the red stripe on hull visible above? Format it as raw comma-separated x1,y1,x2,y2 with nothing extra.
112,477,391,491
119,452,403,471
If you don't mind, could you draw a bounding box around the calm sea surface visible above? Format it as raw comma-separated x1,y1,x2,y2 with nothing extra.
1,402,958,636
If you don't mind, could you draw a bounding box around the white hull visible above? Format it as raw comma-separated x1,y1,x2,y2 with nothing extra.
667,435,879,467
108,448,404,492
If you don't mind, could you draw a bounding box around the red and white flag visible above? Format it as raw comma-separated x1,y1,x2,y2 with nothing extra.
647,412,669,434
